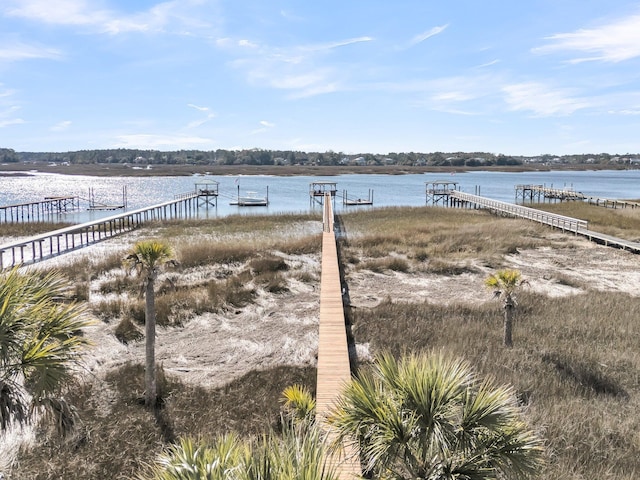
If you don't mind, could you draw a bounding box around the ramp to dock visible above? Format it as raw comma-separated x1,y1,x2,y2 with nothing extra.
316,194,361,479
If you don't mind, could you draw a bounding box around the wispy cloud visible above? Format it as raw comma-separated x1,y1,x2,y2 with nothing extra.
533,13,640,63
186,103,216,129
187,103,210,112
222,34,374,99
502,82,592,116
304,36,373,52
114,133,214,149
3,0,213,35
50,120,72,131
0,42,63,62
476,59,500,68
408,24,448,47
250,120,276,135
0,118,25,128
0,87,24,127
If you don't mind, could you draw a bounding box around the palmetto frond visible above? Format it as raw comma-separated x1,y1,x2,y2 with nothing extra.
329,352,545,479
125,240,175,278
141,424,339,480
0,267,91,434
281,384,316,424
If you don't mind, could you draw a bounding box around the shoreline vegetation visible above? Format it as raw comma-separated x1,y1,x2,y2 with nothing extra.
0,161,637,177
3,205,640,478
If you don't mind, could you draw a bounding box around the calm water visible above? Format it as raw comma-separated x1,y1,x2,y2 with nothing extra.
1,169,639,223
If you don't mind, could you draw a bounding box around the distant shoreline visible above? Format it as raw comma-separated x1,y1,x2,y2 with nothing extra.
0,162,633,177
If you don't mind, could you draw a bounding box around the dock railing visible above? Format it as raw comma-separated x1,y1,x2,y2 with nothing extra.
0,193,199,269
451,191,588,233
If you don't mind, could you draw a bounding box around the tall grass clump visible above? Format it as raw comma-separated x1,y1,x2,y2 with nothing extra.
178,243,255,268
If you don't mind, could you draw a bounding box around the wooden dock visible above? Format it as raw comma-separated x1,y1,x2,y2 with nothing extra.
516,184,640,209
450,190,640,253
0,196,80,223
0,193,199,269
316,194,361,479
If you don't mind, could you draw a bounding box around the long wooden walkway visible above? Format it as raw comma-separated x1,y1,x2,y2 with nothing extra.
316,194,361,479
0,193,199,269
450,190,640,253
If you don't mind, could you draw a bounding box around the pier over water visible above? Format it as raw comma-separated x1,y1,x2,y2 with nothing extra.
0,192,200,269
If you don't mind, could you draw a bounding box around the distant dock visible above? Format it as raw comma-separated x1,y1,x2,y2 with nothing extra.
0,196,80,223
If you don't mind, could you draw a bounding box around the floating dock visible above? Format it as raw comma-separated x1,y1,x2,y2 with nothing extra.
341,189,373,206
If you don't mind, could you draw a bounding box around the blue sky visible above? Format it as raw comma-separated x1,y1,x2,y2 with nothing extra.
2,1,640,155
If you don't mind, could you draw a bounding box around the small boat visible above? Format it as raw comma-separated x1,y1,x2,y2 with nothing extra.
231,191,269,207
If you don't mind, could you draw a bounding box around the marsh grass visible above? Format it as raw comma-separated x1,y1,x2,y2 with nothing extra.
92,298,126,321
0,221,73,237
114,316,143,344
160,213,320,238
249,255,289,274
340,206,555,270
13,364,316,480
534,202,640,240
357,257,410,273
351,290,640,479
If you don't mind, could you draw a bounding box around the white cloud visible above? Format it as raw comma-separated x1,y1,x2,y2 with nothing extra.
260,120,275,128
502,82,592,116
187,103,210,112
0,42,63,62
238,39,259,48
4,0,110,27
50,120,72,131
476,59,500,68
114,133,214,149
533,13,640,63
0,118,25,127
4,0,213,35
221,34,373,99
409,24,448,47
186,103,215,128
307,36,373,51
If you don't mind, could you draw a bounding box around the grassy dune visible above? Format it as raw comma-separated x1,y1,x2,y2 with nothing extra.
9,205,640,479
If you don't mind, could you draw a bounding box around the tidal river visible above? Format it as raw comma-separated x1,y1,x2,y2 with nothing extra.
0,169,639,224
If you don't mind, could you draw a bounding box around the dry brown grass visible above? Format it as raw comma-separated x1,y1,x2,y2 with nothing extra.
14,363,316,479
340,206,561,271
339,206,640,479
534,201,640,240
349,290,640,479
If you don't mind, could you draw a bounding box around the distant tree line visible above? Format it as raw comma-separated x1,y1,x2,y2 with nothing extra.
1,147,638,167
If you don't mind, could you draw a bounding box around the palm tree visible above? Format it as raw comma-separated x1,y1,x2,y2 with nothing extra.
485,269,526,348
328,352,545,479
0,267,90,435
126,239,174,408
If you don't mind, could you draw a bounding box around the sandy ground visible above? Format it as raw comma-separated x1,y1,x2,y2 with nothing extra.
24,224,639,392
